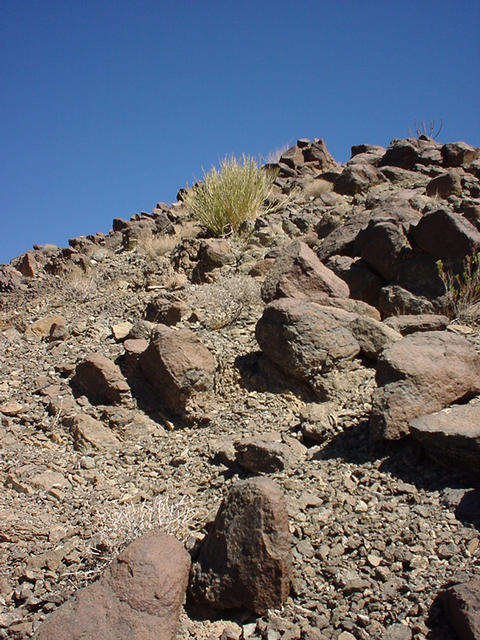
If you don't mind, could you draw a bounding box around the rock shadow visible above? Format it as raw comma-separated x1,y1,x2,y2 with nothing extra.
313,421,479,497
235,351,315,402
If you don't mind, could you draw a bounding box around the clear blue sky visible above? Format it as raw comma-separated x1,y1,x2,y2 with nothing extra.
1,1,479,264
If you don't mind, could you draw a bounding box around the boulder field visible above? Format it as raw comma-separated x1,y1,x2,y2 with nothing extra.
1,135,480,639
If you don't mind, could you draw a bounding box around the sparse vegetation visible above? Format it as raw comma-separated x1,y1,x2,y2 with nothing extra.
183,155,278,236
410,118,443,140
437,252,480,323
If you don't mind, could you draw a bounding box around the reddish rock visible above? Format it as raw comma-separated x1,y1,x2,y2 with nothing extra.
440,579,480,640
234,433,306,473
326,255,383,308
0,265,23,292
72,353,131,405
139,325,215,415
16,251,39,277
261,240,349,303
34,533,190,640
189,477,292,614
370,331,480,440
412,208,480,259
409,398,480,478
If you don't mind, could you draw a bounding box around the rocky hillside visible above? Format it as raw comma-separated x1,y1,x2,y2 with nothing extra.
1,135,480,640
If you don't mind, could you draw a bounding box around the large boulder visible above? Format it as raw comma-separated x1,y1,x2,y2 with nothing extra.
442,141,479,167
440,579,480,640
34,533,191,640
370,331,480,440
410,398,480,478
356,219,412,281
72,353,131,406
412,208,480,259
261,240,349,303
334,163,383,195
139,325,215,415
188,477,292,614
255,298,360,382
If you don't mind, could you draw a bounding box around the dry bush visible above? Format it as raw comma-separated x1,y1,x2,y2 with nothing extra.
188,273,262,330
437,252,480,324
183,155,278,236
136,234,178,259
64,272,99,303
91,495,195,568
302,178,333,200
263,142,292,164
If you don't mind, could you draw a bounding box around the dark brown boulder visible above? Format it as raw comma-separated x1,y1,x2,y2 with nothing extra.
326,255,383,308
409,398,480,478
442,141,479,167
356,219,412,281
0,265,23,293
261,240,349,303
334,163,383,195
72,353,131,405
440,579,480,640
139,325,215,415
378,285,435,317
370,331,480,440
34,533,191,640
188,477,292,614
379,139,420,170
412,208,480,259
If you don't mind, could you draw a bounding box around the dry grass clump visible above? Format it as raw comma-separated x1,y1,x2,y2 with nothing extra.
437,252,480,324
91,495,195,567
188,273,262,330
183,155,278,236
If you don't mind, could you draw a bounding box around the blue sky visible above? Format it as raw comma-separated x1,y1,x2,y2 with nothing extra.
1,1,479,264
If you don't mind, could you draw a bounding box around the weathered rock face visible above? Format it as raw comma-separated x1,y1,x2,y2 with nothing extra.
188,477,292,614
255,298,360,383
409,398,480,478
261,240,349,303
63,413,121,451
370,331,480,440
139,325,215,415
442,141,479,167
440,579,480,640
34,533,191,640
234,433,307,473
71,353,131,405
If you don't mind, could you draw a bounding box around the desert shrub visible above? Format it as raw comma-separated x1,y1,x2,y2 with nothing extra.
187,273,262,330
437,252,480,323
91,495,195,569
183,155,278,236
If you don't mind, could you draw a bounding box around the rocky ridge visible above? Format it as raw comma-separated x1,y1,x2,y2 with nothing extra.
1,135,480,639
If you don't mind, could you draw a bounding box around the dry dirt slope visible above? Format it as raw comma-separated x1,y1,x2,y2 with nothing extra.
1,135,480,639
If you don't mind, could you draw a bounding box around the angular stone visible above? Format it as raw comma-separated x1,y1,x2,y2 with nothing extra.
256,298,360,383
440,579,480,640
139,325,215,415
235,433,306,473
442,141,479,168
111,321,133,342
412,208,480,259
378,285,435,316
380,139,420,170
261,240,349,303
189,477,292,614
348,316,402,359
334,163,383,195
145,296,189,324
28,315,66,339
426,170,462,198
72,353,131,405
326,255,383,308
410,398,480,478
16,251,39,278
370,331,480,440
34,533,190,640
356,219,412,281
383,313,450,335
64,413,121,451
